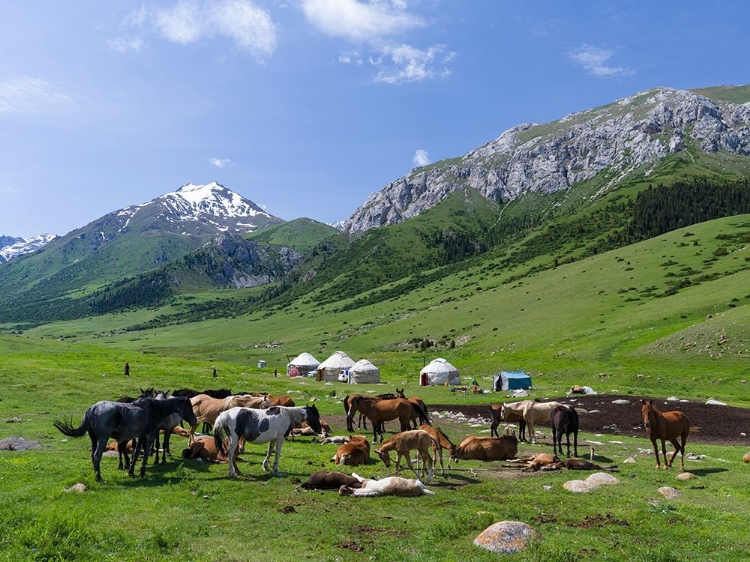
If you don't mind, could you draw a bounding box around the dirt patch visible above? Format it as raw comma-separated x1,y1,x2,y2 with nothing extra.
336,541,365,552
568,513,630,528
0,436,41,451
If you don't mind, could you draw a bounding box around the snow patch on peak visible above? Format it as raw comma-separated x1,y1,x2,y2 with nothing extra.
0,233,57,262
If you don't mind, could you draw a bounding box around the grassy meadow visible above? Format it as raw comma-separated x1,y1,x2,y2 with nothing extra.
2,215,750,560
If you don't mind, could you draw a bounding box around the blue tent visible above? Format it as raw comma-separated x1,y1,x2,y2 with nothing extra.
494,371,532,391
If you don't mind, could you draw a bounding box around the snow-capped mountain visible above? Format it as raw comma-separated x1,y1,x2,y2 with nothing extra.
0,234,57,263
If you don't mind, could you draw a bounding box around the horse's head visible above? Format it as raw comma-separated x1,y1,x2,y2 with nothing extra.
305,404,323,435
395,388,405,398
346,396,360,420
641,399,655,430
375,447,391,467
139,387,155,398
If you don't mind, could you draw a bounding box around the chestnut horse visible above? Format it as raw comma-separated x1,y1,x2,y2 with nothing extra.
641,399,690,470
347,396,419,442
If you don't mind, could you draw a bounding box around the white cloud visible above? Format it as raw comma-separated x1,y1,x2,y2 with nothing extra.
138,0,277,61
302,0,423,43
302,0,453,85
374,43,454,84
209,157,232,168
0,76,72,114
568,44,633,77
413,149,430,167
107,37,144,53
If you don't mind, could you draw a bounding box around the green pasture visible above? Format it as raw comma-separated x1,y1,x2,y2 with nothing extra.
1,338,750,561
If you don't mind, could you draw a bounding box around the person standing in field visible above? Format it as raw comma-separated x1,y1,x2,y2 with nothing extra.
212,366,217,378
124,362,130,376
274,368,278,378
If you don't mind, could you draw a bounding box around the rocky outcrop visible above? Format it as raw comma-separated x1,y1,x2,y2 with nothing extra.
344,87,750,233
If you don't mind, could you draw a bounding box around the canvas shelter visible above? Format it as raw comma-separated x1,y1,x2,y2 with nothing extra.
348,359,381,384
316,351,355,382
286,352,320,377
419,358,460,386
494,371,532,391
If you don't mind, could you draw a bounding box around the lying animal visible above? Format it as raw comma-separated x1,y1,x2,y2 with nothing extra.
181,437,237,464
331,435,370,466
301,470,362,490
315,436,350,445
451,433,518,462
290,419,331,439
561,458,618,471
339,473,434,497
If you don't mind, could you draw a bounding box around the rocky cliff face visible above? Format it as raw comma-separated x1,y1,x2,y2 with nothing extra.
344,87,750,233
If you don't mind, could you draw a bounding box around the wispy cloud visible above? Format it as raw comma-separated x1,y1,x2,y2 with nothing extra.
302,0,454,85
208,157,232,168
568,44,633,77
374,44,454,84
413,148,430,167
0,76,72,114
130,0,278,61
107,37,144,53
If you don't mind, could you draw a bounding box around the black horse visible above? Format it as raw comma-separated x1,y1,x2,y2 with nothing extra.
54,397,196,482
550,404,579,458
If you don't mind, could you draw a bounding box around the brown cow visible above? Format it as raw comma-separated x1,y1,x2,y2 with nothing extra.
451,434,518,462
301,470,362,490
331,435,370,466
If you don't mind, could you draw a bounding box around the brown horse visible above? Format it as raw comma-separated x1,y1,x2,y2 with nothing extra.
395,388,430,429
641,399,690,470
347,396,414,442
189,394,269,444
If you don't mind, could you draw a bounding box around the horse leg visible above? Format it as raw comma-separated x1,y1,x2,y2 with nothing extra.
490,420,498,438
272,436,284,474
565,430,572,459
161,431,170,464
667,438,681,469
262,440,274,472
650,438,661,469
93,438,108,483
518,420,526,442
572,429,578,458
527,418,536,444
139,435,156,477
404,452,420,481
227,434,240,478
552,425,559,456
661,438,670,469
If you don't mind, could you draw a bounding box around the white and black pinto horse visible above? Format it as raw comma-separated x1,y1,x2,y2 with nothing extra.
54,397,196,482
213,405,322,478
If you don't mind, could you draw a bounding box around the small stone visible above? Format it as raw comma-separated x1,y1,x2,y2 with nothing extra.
743,452,750,463
474,521,541,554
658,487,680,499
65,483,87,493
624,457,637,464
676,472,696,481
586,473,619,487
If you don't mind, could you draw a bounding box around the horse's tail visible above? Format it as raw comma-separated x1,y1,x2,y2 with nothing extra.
213,413,229,456
53,410,90,438
412,402,430,426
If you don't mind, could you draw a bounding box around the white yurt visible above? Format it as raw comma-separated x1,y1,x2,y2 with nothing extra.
316,351,355,381
286,352,320,377
348,359,381,384
420,358,460,386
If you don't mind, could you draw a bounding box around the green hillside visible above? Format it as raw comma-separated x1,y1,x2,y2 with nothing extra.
245,217,339,254
691,84,750,104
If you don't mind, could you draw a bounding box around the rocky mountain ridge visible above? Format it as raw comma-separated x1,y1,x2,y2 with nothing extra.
344,86,750,233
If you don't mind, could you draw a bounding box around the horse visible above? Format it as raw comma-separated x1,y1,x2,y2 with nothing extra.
213,404,322,478
188,394,269,444
641,399,690,470
338,473,434,497
347,396,423,442
550,404,579,458
375,429,436,483
500,400,562,444
151,390,183,464
395,388,430,429
418,424,455,476
115,387,157,468
490,402,526,440
172,388,232,399
53,397,196,482
343,393,395,432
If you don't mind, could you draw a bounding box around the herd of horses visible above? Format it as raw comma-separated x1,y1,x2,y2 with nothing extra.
54,384,692,485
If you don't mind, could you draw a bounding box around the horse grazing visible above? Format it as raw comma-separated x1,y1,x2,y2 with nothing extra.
189,394,269,444
375,429,436,483
500,400,562,444
339,473,434,497
418,424,455,476
490,402,526,439
395,388,430,429
550,404,579,458
53,397,196,482
641,399,690,470
214,404,322,478
347,396,426,442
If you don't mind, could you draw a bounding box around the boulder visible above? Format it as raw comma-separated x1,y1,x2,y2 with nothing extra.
658,487,680,499
474,521,541,554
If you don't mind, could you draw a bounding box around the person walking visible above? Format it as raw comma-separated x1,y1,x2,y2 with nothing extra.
273,368,278,378
212,366,217,378
124,362,130,376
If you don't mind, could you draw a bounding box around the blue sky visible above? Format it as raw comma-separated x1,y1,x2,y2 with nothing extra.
1,1,748,238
